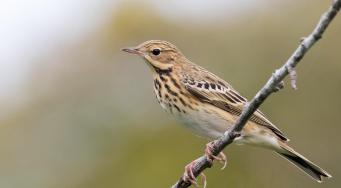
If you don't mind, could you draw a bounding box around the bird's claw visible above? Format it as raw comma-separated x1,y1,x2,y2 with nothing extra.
182,142,228,187
205,142,227,170
183,160,207,188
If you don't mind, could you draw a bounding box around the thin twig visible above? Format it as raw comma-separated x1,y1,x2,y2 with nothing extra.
172,1,341,187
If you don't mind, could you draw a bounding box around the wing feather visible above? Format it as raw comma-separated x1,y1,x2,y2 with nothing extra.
182,73,288,141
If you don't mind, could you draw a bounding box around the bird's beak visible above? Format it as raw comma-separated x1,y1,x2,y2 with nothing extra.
121,47,142,55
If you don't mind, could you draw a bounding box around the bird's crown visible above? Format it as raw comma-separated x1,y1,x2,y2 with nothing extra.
122,40,186,72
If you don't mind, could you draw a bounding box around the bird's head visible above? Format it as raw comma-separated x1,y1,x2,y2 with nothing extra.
122,40,185,72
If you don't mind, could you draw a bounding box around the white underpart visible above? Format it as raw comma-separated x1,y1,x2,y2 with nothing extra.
153,79,280,150
154,86,229,139
235,131,280,150
167,102,280,150
175,105,231,139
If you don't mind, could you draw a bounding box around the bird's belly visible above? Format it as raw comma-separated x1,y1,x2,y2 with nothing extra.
157,96,277,148
153,85,269,142
154,93,236,139
174,107,235,140
176,109,280,149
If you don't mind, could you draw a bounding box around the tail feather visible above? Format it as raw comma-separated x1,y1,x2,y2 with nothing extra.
277,143,332,182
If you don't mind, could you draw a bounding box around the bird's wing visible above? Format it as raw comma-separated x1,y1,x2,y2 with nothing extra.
181,72,288,141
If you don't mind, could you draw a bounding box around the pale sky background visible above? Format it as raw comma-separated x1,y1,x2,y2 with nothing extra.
0,0,268,116
0,0,115,110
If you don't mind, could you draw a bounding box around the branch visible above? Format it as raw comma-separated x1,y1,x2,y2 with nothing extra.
172,1,341,187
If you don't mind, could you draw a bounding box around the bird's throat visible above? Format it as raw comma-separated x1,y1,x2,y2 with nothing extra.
144,58,173,75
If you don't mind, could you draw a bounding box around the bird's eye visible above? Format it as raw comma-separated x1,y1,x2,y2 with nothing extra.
151,49,161,56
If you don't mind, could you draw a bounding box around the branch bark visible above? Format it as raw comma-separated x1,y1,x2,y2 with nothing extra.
172,1,341,187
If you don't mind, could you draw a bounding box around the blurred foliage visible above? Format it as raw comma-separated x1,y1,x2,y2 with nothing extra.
0,0,340,188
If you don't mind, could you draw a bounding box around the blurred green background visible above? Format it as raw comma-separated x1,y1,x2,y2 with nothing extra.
0,0,340,187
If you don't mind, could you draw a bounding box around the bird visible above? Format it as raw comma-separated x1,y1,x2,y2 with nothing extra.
122,40,331,186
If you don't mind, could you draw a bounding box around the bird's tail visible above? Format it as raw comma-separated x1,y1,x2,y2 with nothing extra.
276,142,332,182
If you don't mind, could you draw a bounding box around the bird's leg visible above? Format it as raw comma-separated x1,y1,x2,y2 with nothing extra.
183,159,207,188
205,141,227,170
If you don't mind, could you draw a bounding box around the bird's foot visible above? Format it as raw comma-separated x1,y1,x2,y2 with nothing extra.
205,141,227,170
183,159,207,188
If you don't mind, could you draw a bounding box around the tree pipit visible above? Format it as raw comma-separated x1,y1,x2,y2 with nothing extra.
122,40,331,186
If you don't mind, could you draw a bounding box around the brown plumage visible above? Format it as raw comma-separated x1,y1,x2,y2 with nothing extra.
122,40,331,183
